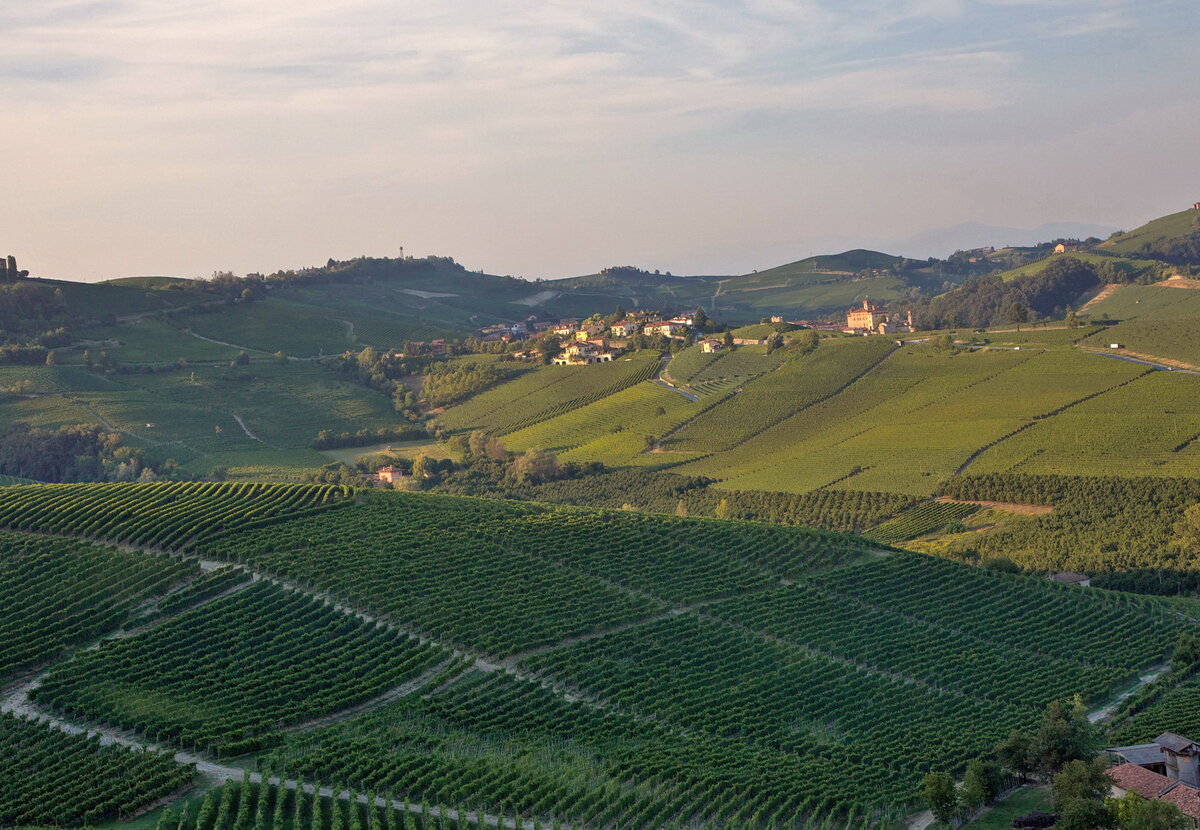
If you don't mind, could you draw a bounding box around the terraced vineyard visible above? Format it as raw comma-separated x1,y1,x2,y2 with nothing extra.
0,532,195,680
502,381,698,462
435,350,660,436
1110,676,1200,746
0,712,192,826
0,481,352,549
678,345,1149,495
867,500,978,543
667,338,896,453
166,779,468,830
33,580,448,755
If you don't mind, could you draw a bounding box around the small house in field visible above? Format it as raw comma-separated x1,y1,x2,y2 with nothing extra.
1193,202,1200,211
1054,242,1079,254
700,339,725,353
375,465,407,485
1048,571,1091,587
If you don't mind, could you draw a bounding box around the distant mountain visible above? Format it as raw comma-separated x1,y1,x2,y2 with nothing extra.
898,221,1117,259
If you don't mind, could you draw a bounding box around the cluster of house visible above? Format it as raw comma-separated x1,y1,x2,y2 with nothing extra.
486,311,710,365
1108,732,1200,821
844,300,915,335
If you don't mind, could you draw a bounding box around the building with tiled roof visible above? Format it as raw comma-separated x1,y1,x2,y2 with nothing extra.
1108,732,1200,821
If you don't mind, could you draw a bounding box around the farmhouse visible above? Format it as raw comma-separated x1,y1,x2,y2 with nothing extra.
700,339,725,353
611,320,640,337
1193,202,1200,211
1108,733,1200,821
1054,242,1079,254
375,465,407,485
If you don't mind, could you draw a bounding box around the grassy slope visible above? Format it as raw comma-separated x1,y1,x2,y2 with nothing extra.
993,251,1157,282
1101,207,1200,256
1079,283,1200,365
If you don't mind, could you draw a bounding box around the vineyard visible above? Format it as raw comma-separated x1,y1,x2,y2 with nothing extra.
32,580,449,756
202,491,877,652
866,500,978,543
502,381,697,460
268,668,904,830
0,481,1193,829
667,338,896,453
0,712,192,826
0,481,352,549
0,531,195,681
160,778,481,830
434,467,919,531
435,351,660,436
1109,676,1200,746
678,344,1149,495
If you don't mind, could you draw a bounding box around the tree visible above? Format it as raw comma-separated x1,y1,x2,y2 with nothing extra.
996,730,1037,780
468,430,489,459
1172,503,1200,554
1055,797,1112,830
411,454,431,484
1066,310,1079,329
723,330,734,348
1006,302,1030,331
1113,793,1187,830
932,333,958,354
44,350,57,366
1174,631,1200,672
674,500,688,517
693,306,709,330
959,760,988,815
233,350,251,366
1052,758,1110,811
1034,698,1098,774
920,772,959,825
714,498,731,519
765,333,784,354
644,434,657,451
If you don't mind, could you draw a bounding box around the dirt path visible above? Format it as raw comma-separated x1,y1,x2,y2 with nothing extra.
282,658,455,733
1088,663,1169,724
1078,283,1122,313
934,497,1053,516
230,413,268,445
181,328,321,361
1078,345,1200,374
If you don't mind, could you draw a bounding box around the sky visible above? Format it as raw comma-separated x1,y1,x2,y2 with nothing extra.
1,0,1198,282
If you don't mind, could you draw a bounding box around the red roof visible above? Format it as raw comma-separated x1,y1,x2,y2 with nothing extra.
1109,763,1172,799
1108,763,1200,818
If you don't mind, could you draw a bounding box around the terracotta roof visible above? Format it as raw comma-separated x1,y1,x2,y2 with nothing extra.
1109,762,1173,799
1159,782,1200,819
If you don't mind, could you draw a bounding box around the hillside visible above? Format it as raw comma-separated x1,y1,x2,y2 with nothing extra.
1102,206,1200,260
0,481,1191,829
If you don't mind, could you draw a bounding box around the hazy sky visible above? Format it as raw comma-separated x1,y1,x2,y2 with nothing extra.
2,0,1198,281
